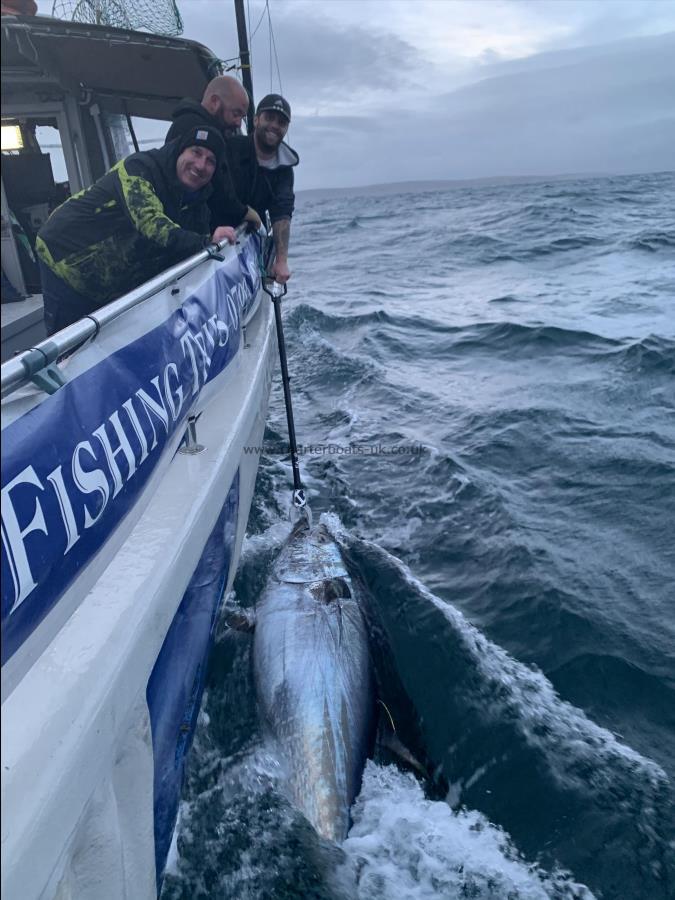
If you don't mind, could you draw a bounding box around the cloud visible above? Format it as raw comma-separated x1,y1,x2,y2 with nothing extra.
527,0,675,50
257,8,421,96
175,0,423,112
293,32,675,188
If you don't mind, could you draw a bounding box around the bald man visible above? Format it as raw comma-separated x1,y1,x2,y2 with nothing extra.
166,76,249,141
166,76,260,231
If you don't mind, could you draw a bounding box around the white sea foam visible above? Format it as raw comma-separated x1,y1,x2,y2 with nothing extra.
241,519,293,560
342,762,595,900
320,510,351,540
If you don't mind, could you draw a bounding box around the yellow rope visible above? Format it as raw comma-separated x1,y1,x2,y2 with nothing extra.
377,699,396,733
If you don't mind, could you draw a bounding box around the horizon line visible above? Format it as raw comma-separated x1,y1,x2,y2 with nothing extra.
296,168,675,196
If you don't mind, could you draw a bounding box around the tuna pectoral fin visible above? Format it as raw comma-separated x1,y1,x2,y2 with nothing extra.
376,700,429,781
222,595,256,633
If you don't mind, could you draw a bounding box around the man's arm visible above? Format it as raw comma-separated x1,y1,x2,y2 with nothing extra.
267,165,294,283
271,217,291,283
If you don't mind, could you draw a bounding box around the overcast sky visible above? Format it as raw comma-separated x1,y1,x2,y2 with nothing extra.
180,0,675,189
42,0,675,188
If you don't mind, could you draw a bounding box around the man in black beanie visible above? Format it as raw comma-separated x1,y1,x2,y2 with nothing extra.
36,127,236,335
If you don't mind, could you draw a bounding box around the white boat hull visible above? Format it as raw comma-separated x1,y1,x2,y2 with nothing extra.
1,235,276,897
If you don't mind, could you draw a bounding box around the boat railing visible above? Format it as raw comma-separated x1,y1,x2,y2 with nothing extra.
0,224,266,399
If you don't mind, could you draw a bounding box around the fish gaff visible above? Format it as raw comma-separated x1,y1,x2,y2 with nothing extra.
261,218,311,526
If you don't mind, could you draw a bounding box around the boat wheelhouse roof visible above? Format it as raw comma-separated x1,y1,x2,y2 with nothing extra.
1,13,223,119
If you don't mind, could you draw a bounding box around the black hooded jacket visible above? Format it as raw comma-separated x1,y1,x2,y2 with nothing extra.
165,99,248,227
37,141,212,304
224,134,299,226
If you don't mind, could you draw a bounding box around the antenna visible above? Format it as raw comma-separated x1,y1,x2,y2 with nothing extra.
234,0,255,133
51,0,184,36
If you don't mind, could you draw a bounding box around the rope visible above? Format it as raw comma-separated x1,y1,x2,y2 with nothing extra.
267,0,273,93
267,0,283,95
247,0,284,96
249,2,267,41
377,699,397,733
246,0,253,70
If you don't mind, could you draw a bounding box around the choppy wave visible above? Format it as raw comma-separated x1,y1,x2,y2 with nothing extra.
290,306,613,352
438,232,609,265
605,334,675,374
291,303,674,377
442,321,617,354
488,294,522,304
626,230,675,252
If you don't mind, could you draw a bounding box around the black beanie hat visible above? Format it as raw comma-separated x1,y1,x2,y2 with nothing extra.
177,126,226,166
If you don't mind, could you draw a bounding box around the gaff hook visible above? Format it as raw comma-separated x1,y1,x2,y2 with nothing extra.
261,278,287,300
264,273,308,521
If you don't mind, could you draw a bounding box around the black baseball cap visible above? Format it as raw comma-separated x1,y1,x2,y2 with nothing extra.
256,94,291,122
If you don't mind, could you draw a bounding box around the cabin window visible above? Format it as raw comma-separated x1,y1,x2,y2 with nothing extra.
1,116,73,297
129,117,171,152
102,112,134,164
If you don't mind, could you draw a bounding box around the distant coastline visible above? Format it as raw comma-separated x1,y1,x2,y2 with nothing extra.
296,170,673,200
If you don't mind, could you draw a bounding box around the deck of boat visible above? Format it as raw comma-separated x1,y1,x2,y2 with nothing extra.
1,295,46,362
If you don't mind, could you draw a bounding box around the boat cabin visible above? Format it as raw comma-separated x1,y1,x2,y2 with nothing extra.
1,11,223,360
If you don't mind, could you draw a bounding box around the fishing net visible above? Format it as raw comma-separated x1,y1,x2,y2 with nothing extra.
51,0,183,36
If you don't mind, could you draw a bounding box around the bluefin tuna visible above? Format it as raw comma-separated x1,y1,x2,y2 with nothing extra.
253,520,374,842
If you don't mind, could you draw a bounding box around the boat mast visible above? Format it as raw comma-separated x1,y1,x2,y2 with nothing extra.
234,0,255,133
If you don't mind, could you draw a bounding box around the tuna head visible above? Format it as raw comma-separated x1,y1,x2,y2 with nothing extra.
253,522,374,842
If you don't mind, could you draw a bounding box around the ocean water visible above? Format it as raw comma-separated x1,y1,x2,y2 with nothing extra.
161,171,675,900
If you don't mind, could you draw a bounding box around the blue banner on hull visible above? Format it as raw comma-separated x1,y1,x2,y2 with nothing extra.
1,238,260,665
146,470,239,887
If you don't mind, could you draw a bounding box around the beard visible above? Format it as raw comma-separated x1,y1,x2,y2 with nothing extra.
255,126,283,154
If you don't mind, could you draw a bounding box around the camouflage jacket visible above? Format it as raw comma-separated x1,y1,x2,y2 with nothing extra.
36,142,211,304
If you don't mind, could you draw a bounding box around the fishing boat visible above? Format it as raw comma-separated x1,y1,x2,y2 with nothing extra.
1,6,276,896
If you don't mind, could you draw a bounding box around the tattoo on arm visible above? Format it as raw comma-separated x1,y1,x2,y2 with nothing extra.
272,219,291,259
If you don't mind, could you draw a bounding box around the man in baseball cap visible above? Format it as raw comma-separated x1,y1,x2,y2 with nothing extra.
255,93,291,122
225,92,299,284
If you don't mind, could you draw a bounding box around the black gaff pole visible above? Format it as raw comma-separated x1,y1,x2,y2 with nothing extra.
264,280,307,514
234,0,255,134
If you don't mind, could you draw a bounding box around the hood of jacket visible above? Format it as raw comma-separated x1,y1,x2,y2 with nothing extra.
169,99,225,135
227,134,299,170
275,140,300,168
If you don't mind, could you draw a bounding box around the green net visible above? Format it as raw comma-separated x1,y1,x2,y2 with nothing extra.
51,0,184,36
